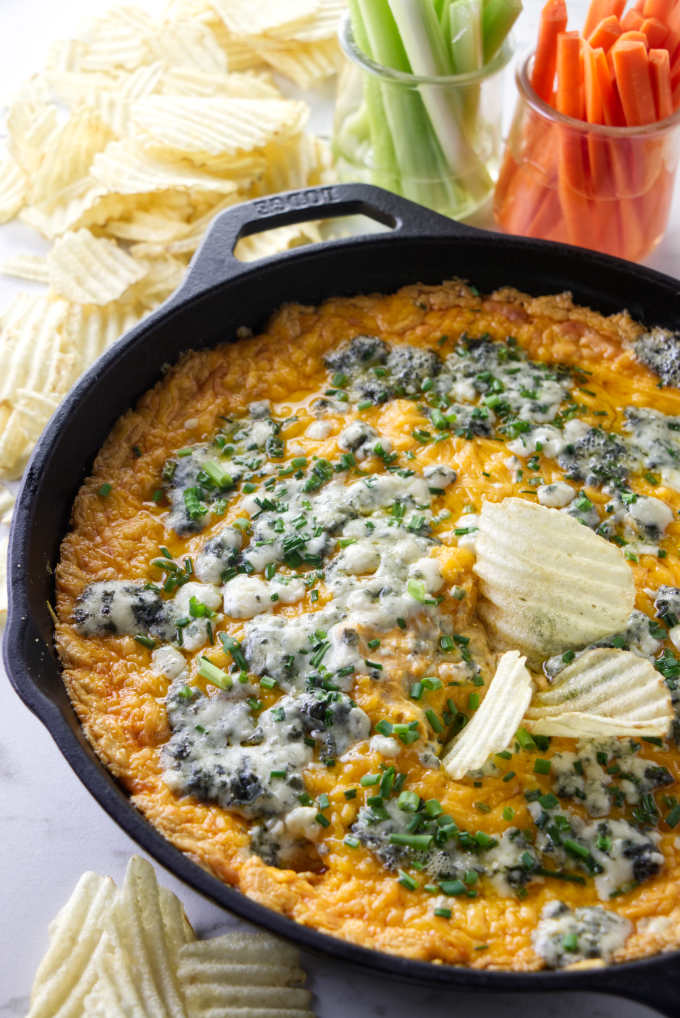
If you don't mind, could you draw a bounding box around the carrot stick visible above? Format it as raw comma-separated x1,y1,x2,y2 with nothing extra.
557,31,584,117
640,17,670,48
588,14,623,50
555,32,592,244
617,29,649,47
621,8,644,30
612,40,657,124
642,0,674,21
595,45,625,125
595,45,646,256
673,78,680,108
583,0,624,38
650,47,673,118
582,43,611,248
531,0,568,102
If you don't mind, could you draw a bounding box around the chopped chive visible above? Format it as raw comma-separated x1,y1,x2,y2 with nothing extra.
467,692,480,711
439,879,466,896
421,676,443,690
473,831,497,849
502,806,515,821
344,835,360,848
270,770,286,779
380,767,396,797
315,813,330,827
202,459,233,488
134,634,156,649
533,758,551,775
344,788,357,800
434,907,452,918
502,771,516,783
97,482,112,497
410,681,424,700
424,798,443,818
538,792,559,809
562,838,590,860
197,657,232,690
367,638,381,650
219,633,248,671
375,719,393,736
515,727,537,751
397,870,418,891
425,708,444,734
360,773,381,787
474,801,491,814
398,789,420,812
666,804,680,828
318,793,330,810
563,932,579,952
260,676,277,690
389,833,433,849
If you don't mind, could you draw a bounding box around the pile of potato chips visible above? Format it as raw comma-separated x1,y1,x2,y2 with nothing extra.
27,855,316,1018
0,0,344,486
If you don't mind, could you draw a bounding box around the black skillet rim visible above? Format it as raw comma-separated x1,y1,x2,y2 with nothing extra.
4,183,680,1011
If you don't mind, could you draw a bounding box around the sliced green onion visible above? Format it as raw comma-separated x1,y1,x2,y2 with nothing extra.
198,657,232,690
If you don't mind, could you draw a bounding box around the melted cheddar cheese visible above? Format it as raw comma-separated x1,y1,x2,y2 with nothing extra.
56,280,680,970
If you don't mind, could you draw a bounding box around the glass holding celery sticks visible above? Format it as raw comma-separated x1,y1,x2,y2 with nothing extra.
333,0,518,220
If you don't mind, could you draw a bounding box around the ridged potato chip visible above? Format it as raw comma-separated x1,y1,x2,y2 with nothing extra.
442,650,534,779
525,647,673,737
1,254,49,283
131,96,308,162
27,872,116,1018
179,931,302,967
0,155,27,223
103,856,190,1018
148,20,228,73
158,66,280,98
254,37,343,87
7,101,60,176
0,485,15,525
0,535,8,627
474,498,635,664
48,229,147,305
0,294,76,476
0,0,334,490
288,0,346,41
210,0,320,38
91,141,240,196
29,111,114,210
62,301,145,369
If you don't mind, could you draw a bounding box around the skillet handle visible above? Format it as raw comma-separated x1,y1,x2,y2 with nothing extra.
169,183,481,305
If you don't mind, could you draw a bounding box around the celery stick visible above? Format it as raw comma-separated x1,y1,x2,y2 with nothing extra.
446,0,483,130
447,0,483,74
346,0,401,193
388,0,491,203
356,0,458,210
482,0,521,63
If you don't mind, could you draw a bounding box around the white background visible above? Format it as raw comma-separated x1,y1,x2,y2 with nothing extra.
0,0,677,1015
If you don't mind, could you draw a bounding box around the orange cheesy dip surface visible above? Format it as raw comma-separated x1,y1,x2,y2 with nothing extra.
56,279,680,970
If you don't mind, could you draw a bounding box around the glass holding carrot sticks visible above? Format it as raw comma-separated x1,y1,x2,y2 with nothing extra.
494,0,680,261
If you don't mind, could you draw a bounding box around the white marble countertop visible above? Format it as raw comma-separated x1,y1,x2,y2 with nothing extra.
0,0,678,1015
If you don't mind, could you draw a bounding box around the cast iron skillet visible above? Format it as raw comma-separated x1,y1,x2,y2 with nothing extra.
5,183,680,1016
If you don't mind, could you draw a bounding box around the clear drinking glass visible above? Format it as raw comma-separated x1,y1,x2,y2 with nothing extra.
494,52,680,261
333,15,514,221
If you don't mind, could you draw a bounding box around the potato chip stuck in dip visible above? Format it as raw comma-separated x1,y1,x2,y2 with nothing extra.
56,278,680,971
